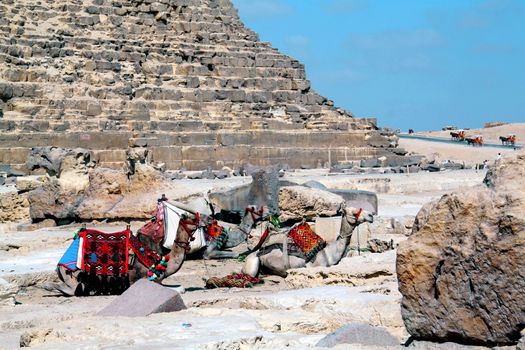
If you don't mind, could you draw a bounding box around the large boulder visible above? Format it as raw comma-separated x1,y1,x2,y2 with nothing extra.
397,152,525,346
76,163,174,220
279,186,345,222
28,179,82,221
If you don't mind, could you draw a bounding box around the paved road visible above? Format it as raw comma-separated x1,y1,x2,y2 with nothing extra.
399,134,522,150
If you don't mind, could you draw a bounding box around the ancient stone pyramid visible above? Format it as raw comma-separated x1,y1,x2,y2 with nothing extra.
0,0,398,171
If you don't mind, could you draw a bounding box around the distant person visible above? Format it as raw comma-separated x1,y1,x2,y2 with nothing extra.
408,129,414,134
483,160,488,169
496,153,502,161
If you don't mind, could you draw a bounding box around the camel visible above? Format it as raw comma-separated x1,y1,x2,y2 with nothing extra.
195,205,269,259
241,207,374,278
43,200,268,296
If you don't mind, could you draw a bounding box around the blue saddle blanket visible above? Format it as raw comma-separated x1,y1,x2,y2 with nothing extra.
58,237,80,271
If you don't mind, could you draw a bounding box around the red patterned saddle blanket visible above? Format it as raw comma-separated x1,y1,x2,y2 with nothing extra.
78,229,130,276
288,223,326,262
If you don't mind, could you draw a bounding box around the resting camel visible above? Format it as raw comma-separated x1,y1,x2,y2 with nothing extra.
189,205,270,259
43,212,201,296
43,201,268,296
241,207,374,278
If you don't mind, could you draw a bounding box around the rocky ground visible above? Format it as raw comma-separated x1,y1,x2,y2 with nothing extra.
0,169,499,349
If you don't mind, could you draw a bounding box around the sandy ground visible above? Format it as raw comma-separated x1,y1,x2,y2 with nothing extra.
0,171,490,349
399,138,519,166
414,123,525,144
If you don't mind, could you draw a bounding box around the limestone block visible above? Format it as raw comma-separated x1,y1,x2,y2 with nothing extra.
316,323,399,348
97,279,186,317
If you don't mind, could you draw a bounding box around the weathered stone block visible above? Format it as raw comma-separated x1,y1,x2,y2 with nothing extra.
97,279,186,317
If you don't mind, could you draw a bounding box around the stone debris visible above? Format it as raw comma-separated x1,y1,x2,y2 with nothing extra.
97,279,186,317
279,186,345,222
285,251,396,289
397,150,525,346
316,323,399,348
0,277,19,306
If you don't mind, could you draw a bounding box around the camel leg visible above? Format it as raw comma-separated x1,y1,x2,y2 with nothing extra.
259,249,306,277
42,266,80,296
203,245,238,259
241,252,260,278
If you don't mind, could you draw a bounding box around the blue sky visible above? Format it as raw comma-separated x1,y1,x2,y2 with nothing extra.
231,0,525,131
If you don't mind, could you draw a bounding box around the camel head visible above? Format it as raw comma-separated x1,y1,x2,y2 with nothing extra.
244,205,270,225
343,206,374,226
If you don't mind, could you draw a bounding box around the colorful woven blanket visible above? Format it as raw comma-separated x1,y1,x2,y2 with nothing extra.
205,273,260,288
78,229,130,276
288,223,326,262
129,234,162,268
205,220,228,250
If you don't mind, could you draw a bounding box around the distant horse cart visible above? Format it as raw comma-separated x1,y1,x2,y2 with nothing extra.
450,130,466,141
499,134,516,146
466,135,483,147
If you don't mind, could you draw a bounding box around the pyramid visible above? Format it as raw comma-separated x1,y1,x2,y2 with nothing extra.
0,0,398,170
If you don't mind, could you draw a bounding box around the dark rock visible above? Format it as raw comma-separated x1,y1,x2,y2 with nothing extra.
360,158,380,168
187,172,202,180
26,147,68,176
392,148,408,155
367,238,394,253
213,170,229,179
97,279,186,317
441,161,464,170
316,323,398,347
420,163,441,172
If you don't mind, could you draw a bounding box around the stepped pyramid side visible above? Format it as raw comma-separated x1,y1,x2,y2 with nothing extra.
0,0,398,170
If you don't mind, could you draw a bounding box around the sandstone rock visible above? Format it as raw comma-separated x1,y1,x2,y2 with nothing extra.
28,179,81,220
397,151,525,346
0,277,19,305
285,251,396,288
0,190,30,223
407,340,490,349
15,175,48,193
367,238,394,253
97,279,186,317
279,186,344,222
16,218,56,231
316,323,399,347
76,164,172,220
